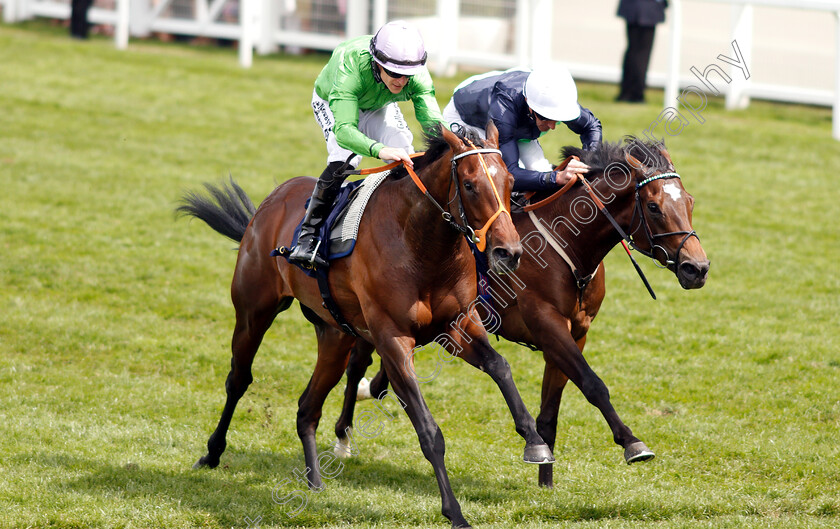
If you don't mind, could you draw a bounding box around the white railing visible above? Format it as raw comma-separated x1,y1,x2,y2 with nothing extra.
665,0,840,139
3,0,838,139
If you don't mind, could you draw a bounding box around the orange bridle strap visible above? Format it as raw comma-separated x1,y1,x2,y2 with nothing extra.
351,147,509,252
457,143,510,252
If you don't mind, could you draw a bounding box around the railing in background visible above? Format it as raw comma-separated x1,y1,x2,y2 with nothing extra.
2,0,838,139
665,0,840,139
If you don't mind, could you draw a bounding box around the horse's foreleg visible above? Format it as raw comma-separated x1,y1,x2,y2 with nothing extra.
535,362,569,488
333,339,375,457
532,310,654,465
377,333,471,529
297,324,355,490
453,326,553,465
194,298,289,469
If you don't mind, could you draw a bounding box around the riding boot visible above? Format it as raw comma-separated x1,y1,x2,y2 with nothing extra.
288,161,346,269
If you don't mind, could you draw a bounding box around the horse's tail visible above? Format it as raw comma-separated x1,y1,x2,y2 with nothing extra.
176,178,256,243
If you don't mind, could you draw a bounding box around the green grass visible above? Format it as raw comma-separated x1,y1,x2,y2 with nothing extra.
1,20,839,529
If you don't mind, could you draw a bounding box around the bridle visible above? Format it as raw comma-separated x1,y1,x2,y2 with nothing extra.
524,154,699,300
626,172,700,270
344,144,510,252
403,143,509,252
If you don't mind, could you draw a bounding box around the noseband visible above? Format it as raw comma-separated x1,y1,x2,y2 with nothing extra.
449,146,509,252
629,172,700,269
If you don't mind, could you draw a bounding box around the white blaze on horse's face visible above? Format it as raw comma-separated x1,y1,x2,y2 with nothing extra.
662,182,682,201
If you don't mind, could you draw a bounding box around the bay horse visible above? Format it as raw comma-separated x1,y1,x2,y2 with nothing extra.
332,137,710,488
177,124,554,529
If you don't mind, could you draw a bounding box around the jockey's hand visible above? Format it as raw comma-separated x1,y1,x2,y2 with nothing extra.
379,146,414,168
552,159,590,186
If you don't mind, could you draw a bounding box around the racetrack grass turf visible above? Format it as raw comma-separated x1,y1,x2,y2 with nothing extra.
1,20,838,529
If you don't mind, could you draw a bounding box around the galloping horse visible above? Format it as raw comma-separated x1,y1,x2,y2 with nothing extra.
332,138,710,488
178,124,554,528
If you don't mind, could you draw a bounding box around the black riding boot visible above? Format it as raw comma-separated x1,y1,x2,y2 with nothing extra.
288,161,346,269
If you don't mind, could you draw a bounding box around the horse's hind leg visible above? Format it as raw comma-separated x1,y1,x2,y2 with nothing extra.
194,296,293,469
368,364,390,396
333,339,375,457
296,323,356,489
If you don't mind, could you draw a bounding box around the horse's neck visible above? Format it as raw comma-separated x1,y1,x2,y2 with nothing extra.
540,176,636,274
389,156,472,272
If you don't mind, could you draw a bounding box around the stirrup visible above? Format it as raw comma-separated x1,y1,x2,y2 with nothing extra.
290,239,328,269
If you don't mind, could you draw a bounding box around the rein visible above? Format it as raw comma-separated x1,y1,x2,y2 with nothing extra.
349,145,508,253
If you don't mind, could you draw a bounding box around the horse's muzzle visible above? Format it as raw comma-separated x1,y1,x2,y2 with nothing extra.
490,243,523,274
677,258,710,289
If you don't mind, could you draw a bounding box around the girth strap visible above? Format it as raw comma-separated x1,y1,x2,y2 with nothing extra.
316,269,360,337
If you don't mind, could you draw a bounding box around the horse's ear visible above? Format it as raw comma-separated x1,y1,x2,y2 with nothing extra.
625,154,646,172
658,146,674,168
441,124,464,152
484,120,499,148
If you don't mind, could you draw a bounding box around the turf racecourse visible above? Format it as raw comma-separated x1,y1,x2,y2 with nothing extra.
1,20,838,529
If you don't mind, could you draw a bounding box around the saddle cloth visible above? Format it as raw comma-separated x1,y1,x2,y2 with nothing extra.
284,169,391,271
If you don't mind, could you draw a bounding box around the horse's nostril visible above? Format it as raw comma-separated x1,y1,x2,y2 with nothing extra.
680,262,696,276
680,260,709,280
493,248,511,261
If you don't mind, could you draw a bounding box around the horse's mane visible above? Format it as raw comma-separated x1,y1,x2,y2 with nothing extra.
388,125,486,180
561,137,670,176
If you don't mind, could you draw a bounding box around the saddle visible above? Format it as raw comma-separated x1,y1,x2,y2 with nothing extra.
273,168,391,274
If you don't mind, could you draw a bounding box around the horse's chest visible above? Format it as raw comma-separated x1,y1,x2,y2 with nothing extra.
408,295,463,329
408,300,435,327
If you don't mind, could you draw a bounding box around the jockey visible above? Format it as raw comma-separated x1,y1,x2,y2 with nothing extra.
442,67,602,192
289,20,446,269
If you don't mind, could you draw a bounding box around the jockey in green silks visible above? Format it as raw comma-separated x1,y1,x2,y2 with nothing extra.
289,20,446,269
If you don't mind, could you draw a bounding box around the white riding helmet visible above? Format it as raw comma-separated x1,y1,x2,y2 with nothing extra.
369,20,428,76
524,67,581,122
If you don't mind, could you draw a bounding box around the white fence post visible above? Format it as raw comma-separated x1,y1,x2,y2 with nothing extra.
726,3,752,109
346,0,368,38
373,0,388,30
256,0,277,55
129,0,151,37
239,0,256,67
531,0,552,67
434,0,459,77
835,10,840,140
115,0,129,49
665,0,683,107
515,0,531,66
3,0,17,23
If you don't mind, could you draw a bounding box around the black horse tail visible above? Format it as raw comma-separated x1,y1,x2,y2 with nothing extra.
176,178,256,243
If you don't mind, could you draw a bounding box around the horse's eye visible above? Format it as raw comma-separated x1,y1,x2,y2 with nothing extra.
647,202,661,215
464,181,474,192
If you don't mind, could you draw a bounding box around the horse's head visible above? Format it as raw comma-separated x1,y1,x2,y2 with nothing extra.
441,123,522,274
622,139,710,289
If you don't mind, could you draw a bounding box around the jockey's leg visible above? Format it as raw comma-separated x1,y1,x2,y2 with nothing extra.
288,161,346,269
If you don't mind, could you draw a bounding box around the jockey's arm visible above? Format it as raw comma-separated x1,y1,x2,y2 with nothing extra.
563,105,602,150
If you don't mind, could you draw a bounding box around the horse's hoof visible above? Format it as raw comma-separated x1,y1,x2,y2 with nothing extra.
334,434,354,459
624,441,655,464
523,443,555,464
356,377,372,401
